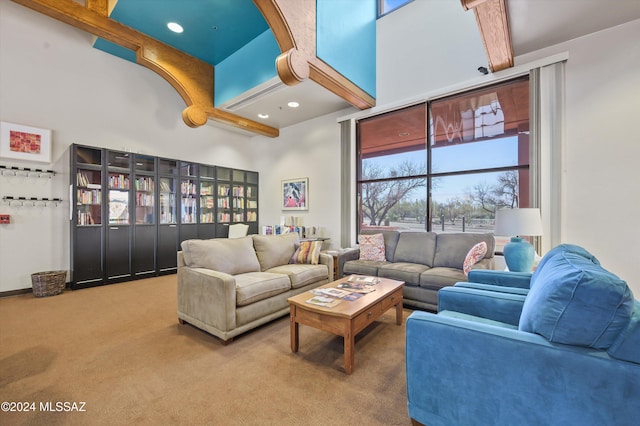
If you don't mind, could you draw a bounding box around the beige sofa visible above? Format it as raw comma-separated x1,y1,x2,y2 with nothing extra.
177,233,333,342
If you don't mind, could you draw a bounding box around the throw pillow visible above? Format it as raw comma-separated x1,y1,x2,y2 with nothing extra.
463,241,487,275
290,240,323,265
359,233,386,262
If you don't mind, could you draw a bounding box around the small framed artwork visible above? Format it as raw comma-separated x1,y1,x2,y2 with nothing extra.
282,177,308,211
0,121,52,163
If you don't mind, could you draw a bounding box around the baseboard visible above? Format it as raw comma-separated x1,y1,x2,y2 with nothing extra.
0,282,71,298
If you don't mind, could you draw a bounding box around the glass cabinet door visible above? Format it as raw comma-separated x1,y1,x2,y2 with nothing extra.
107,151,130,225
159,177,176,224
232,184,245,222
134,155,155,224
75,147,102,226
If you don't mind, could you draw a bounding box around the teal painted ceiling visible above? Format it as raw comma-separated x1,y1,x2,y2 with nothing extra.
106,0,270,66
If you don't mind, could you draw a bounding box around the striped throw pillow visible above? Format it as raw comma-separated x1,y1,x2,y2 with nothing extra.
290,240,323,265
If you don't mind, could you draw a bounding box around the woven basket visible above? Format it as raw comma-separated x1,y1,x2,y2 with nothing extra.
31,270,67,297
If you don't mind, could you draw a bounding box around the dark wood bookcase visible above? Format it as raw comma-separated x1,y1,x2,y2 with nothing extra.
70,144,259,289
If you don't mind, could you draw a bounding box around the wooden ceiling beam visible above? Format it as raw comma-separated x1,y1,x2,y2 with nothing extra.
254,0,375,109
11,0,279,137
462,0,514,72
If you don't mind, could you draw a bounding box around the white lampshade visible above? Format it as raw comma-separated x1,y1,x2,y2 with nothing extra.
494,208,543,237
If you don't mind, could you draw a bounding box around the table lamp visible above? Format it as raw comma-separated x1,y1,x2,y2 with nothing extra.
494,208,543,272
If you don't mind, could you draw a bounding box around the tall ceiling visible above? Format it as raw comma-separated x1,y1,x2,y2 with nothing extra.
26,0,640,134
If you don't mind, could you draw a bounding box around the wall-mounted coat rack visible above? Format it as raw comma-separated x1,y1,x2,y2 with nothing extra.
2,196,63,207
0,164,55,178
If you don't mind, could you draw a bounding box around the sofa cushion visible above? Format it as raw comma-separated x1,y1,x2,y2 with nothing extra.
267,264,328,289
343,259,390,277
252,233,299,271
607,301,640,363
463,241,488,275
358,233,386,261
433,233,494,269
234,272,291,306
419,267,467,290
290,240,322,265
393,232,437,267
531,243,600,289
378,262,430,286
181,237,260,275
519,252,634,349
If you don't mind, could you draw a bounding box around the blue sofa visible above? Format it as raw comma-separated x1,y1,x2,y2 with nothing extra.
405,244,640,426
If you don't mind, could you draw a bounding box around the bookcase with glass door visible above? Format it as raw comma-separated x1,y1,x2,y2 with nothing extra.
71,145,104,287
133,154,156,278
157,158,178,274
70,144,258,288
105,150,132,283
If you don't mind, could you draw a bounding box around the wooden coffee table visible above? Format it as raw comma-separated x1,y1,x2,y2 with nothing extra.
287,276,404,374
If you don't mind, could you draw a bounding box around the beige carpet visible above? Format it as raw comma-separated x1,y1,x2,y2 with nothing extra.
0,275,413,425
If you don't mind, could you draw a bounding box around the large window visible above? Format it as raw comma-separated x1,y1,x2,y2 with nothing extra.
356,76,530,243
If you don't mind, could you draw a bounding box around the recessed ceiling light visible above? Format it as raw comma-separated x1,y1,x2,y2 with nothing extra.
167,22,184,33
287,101,299,108
258,113,269,119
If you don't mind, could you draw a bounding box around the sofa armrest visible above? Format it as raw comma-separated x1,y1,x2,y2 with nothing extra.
438,286,525,326
454,282,530,296
337,248,360,277
406,311,640,426
318,252,334,281
467,269,532,289
177,267,237,332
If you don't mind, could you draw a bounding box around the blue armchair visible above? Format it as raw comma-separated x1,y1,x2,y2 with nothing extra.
406,245,640,426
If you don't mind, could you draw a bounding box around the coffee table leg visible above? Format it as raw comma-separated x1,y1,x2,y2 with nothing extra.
344,326,354,374
395,298,403,325
290,305,299,353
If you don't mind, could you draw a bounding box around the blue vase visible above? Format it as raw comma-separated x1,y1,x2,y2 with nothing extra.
503,237,534,272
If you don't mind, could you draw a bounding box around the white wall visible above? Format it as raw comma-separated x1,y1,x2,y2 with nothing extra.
251,111,349,244
0,2,256,291
515,20,640,295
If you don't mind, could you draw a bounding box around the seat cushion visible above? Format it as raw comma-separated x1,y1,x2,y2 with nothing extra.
420,267,466,290
378,262,430,286
234,272,291,306
519,252,634,349
343,259,390,276
267,264,328,289
181,237,260,275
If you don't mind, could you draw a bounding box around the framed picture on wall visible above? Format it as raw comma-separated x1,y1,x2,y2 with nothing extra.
0,121,52,163
282,177,308,211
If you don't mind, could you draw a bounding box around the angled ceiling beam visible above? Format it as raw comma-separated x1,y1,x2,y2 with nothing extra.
461,0,514,72
254,0,375,110
11,0,279,137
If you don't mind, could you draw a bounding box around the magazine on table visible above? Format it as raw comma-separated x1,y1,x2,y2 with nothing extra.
314,287,352,298
347,275,379,284
305,295,343,308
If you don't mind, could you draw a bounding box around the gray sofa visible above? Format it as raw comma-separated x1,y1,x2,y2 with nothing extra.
177,233,333,342
339,230,495,311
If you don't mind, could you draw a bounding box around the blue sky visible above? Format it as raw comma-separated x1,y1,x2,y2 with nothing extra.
363,136,519,203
